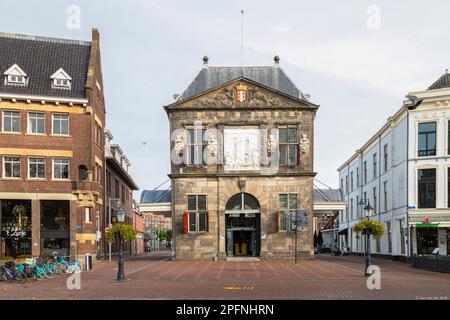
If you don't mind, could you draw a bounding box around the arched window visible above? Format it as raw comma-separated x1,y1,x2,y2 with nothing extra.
225,193,260,211
78,165,88,181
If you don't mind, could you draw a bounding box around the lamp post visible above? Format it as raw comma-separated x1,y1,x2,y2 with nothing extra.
116,207,126,281
108,198,121,263
364,200,373,277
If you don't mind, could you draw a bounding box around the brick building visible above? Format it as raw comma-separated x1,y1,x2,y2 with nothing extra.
104,130,139,256
0,29,106,261
165,56,319,260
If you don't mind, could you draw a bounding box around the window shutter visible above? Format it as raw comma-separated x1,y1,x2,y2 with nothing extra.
276,208,280,232
183,211,188,234
297,144,300,166
206,211,209,232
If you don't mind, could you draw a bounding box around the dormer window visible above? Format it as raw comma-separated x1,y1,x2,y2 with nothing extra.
4,64,28,86
51,68,72,89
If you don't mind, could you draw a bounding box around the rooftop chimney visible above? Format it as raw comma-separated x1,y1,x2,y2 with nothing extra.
203,56,209,69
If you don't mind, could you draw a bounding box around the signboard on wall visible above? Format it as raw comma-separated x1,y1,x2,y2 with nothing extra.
1,230,31,238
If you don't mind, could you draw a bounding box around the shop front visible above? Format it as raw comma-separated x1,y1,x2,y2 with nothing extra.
414,218,450,256
0,200,32,259
40,200,70,257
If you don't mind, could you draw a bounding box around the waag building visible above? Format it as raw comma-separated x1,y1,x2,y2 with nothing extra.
165,56,319,260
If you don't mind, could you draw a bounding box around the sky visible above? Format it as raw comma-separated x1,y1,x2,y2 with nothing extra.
1,0,449,199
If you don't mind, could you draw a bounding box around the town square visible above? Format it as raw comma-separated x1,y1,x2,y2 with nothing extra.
0,0,449,310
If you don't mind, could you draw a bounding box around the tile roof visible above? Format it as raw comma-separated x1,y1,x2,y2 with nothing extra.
0,32,91,99
178,66,305,101
428,71,450,90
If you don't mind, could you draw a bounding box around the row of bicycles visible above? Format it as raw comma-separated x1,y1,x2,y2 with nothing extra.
0,254,83,283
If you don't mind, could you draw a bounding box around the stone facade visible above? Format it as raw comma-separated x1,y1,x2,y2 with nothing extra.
165,69,319,261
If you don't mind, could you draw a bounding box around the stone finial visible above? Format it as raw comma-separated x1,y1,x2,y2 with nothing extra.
203,56,209,68
274,55,280,66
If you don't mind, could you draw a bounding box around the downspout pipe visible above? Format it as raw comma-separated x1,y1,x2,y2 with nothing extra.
405,96,422,264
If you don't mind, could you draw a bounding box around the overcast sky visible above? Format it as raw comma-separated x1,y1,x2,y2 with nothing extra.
1,0,449,199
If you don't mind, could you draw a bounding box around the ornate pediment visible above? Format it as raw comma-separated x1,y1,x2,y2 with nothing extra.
174,80,309,109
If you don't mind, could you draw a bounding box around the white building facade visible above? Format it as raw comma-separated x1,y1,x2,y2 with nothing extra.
338,73,450,260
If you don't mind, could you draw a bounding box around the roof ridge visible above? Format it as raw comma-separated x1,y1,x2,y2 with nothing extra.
0,32,91,46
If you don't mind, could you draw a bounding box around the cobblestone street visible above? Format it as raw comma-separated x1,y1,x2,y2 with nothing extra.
0,252,449,300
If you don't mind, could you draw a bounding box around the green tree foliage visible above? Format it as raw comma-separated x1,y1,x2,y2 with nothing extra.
106,224,137,244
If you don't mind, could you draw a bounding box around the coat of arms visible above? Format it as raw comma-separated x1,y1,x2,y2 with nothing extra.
235,83,248,103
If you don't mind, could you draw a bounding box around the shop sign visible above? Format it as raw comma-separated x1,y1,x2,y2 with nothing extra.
416,217,439,228
1,229,31,238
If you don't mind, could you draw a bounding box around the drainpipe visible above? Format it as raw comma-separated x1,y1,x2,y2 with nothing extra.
216,175,220,261
406,96,422,264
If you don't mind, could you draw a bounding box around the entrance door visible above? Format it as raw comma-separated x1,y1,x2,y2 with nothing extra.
225,193,261,257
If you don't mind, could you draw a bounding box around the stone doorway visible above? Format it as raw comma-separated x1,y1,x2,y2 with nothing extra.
225,193,261,258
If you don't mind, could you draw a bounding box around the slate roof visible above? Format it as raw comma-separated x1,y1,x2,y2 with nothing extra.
178,66,305,101
0,32,91,99
314,189,344,202
140,190,171,204
428,71,450,90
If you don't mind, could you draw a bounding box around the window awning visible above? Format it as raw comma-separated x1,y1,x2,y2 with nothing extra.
338,228,348,235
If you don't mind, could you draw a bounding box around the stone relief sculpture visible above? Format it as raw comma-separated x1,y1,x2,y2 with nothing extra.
174,135,185,156
207,134,218,157
190,85,298,108
300,134,310,153
266,134,277,155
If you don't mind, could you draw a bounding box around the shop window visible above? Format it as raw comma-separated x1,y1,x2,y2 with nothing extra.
418,169,436,208
40,200,70,256
417,228,438,255
0,200,32,259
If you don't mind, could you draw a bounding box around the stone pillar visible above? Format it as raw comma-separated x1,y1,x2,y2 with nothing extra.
31,199,40,257
70,200,78,260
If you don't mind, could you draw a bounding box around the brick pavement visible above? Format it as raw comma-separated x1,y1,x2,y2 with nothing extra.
0,252,449,300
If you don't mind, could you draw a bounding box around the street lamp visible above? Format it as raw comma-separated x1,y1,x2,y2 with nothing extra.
116,207,126,281
364,200,373,277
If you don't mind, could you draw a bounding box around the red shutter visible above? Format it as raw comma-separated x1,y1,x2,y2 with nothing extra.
276,208,280,232
297,144,300,166
183,211,188,234
206,211,209,232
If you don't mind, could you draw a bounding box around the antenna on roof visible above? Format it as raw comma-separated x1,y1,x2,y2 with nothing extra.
240,9,244,67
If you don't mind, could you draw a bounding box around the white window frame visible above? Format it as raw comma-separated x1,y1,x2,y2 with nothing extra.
85,207,92,223
52,158,70,180
28,157,46,180
4,64,28,86
52,113,70,136
51,68,72,90
2,110,21,133
27,112,45,135
2,156,21,179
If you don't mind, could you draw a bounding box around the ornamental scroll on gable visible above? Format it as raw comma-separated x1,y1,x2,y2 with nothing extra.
188,82,299,108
